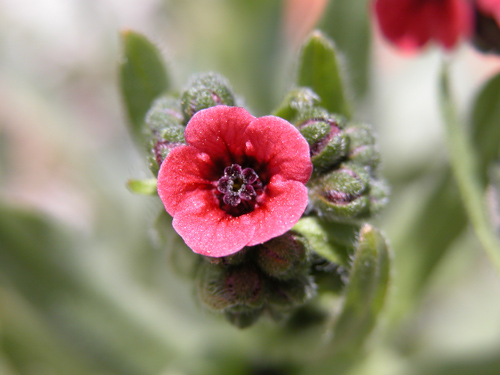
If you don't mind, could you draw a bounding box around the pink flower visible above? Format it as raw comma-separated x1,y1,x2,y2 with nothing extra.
157,106,313,258
373,0,473,51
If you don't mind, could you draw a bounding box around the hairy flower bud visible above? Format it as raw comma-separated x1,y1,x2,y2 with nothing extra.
196,262,265,312
273,88,321,121
255,231,311,280
309,163,371,223
344,123,380,169
180,72,236,122
224,308,264,329
144,97,185,176
310,162,389,223
298,115,349,172
267,276,315,318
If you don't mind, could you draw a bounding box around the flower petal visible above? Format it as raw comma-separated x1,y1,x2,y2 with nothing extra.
246,175,309,246
184,106,256,164
244,115,312,183
374,0,472,51
157,145,216,215
171,190,256,257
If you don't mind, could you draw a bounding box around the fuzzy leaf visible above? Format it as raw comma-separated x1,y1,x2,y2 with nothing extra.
293,217,343,265
119,30,169,140
297,31,351,119
330,224,390,354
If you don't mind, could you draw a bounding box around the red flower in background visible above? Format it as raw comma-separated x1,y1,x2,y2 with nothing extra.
476,0,500,25
374,0,473,51
157,106,312,258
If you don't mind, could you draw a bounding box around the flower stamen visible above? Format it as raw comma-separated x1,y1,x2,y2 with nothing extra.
217,164,263,210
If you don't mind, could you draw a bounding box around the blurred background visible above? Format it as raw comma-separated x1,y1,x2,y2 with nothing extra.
1,0,500,374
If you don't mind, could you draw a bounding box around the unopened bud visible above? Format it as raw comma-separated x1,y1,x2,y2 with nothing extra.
144,97,185,176
273,88,320,121
196,262,265,312
344,123,380,169
309,163,371,223
267,276,315,314
299,115,349,172
255,231,310,280
224,308,263,329
180,72,235,121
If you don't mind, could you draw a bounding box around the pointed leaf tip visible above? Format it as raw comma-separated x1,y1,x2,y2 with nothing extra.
119,31,169,142
297,30,352,119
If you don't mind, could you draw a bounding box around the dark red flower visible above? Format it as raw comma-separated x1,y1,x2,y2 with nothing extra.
476,0,500,25
374,0,473,51
157,106,312,258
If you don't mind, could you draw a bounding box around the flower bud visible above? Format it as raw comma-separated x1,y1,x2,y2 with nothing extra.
309,163,371,223
344,123,380,169
273,88,321,121
144,97,185,176
298,115,349,172
196,262,265,312
224,308,263,329
367,178,390,215
255,231,311,280
180,72,236,122
267,276,315,317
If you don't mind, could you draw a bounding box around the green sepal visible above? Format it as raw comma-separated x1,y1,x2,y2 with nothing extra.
297,31,352,120
126,178,157,195
180,72,235,122
329,224,390,354
119,30,169,141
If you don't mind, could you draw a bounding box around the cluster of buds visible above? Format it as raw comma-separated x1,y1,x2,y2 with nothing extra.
280,88,389,223
196,231,315,328
143,73,236,176
144,74,387,328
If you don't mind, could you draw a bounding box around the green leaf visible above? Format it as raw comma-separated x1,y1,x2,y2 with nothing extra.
329,224,390,355
318,0,371,99
127,178,157,195
297,31,352,119
471,71,500,184
293,217,343,265
439,65,500,274
293,218,359,268
119,30,169,140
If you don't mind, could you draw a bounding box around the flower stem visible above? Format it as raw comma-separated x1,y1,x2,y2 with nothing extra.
439,63,500,274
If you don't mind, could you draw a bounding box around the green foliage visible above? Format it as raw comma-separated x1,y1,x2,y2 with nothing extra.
318,0,371,99
127,178,157,195
297,31,352,119
471,71,500,184
119,31,170,141
329,225,390,355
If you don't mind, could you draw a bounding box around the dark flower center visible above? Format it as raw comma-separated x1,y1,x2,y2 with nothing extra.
217,164,263,211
